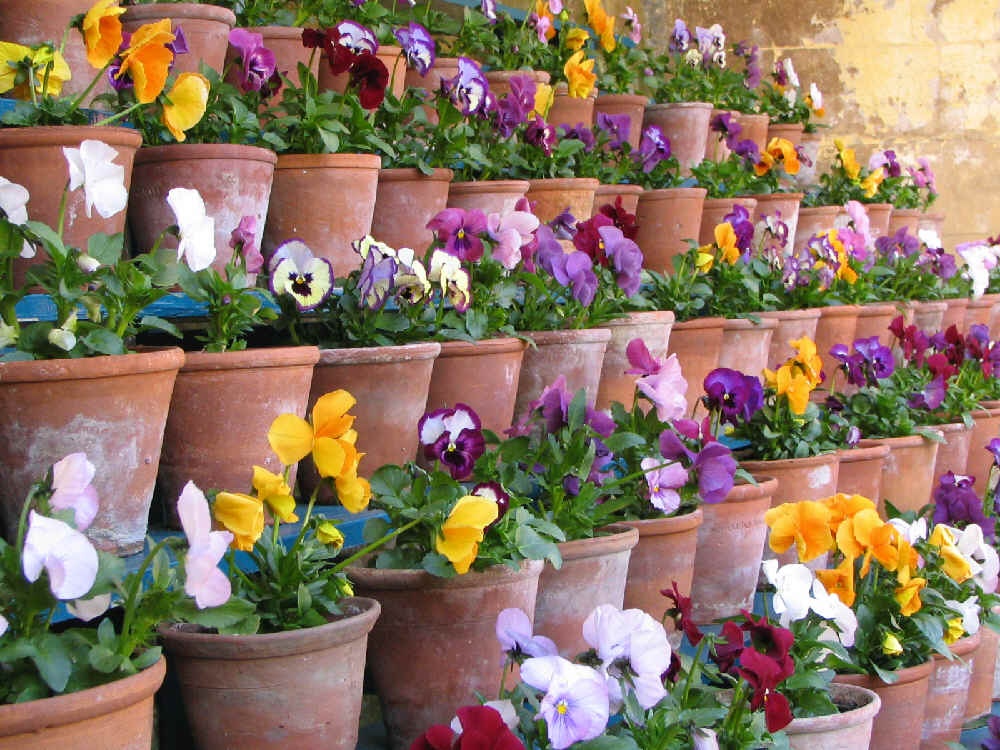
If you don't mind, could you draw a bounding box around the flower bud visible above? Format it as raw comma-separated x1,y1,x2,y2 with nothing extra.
77,253,100,273
881,632,903,656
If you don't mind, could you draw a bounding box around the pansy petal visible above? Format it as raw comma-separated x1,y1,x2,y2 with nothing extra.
267,413,314,465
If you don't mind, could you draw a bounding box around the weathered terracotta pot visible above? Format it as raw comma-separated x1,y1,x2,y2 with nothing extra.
594,94,648,149
887,208,922,237
642,102,713,174
919,211,945,239
264,152,381,277
349,560,543,750
160,599,380,750
370,167,453,251
304,343,440,480
794,205,840,252
706,108,736,162
836,443,890,515
853,302,900,347
547,83,597,127
767,122,805,148
514,328,612,422
940,296,970,333
691,477,778,623
750,192,803,253
905,300,948,333
447,179,530,215
129,143,277,279
634,187,707,273
592,183,643,217
534,525,640,658
405,56,462,123
321,44,407,99
485,69,550,100
795,130,824,186
0,349,184,554
835,660,933,750
0,126,142,287
758,308,822,369
157,346,319,527
783,682,881,750
426,337,526,436
621,510,703,633
736,112,770,152
921,631,980,749
595,310,675,411
930,421,972,486
241,26,317,93
814,304,861,386
741,452,841,507
524,177,599,223
698,196,758,246
968,624,999,719
717,316,778,376
123,3,235,75
860,432,941,513
864,202,894,239
0,657,165,750
965,292,1000,332
967,403,1000,488
667,316,726,417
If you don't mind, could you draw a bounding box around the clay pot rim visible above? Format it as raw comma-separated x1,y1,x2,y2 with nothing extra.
275,152,382,170
524,328,612,345
891,208,923,217
595,93,649,105
859,432,941,449
244,25,311,37
594,183,644,196
485,69,551,84
721,316,779,331
967,294,1000,309
317,342,441,366
552,81,598,100
835,657,934,688
158,597,380,659
858,302,900,315
741,452,840,473
377,167,454,182
0,124,143,148
436,336,527,358
525,177,600,190
134,142,278,165
0,347,185,383
862,202,894,211
122,2,236,23
644,101,712,111
767,123,805,132
783,682,881,735
603,310,676,328
637,186,707,202
556,523,639,560
908,300,949,311
798,205,842,216
736,112,770,122
721,476,779,503
758,308,823,322
837,443,891,462
0,656,165,738
179,345,320,373
347,558,544,591
818,303,862,317
449,179,530,193
703,197,758,209
931,421,973,435
672,316,727,331
619,507,703,536
748,191,805,202
932,630,981,660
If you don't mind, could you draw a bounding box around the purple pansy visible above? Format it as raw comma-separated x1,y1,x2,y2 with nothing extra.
228,28,276,94
394,22,435,76
229,215,262,273
427,207,488,262
442,57,491,117
640,457,688,514
335,20,378,54
723,204,755,255
702,368,764,426
634,125,671,173
693,441,737,504
535,227,598,305
520,656,610,750
595,112,631,150
599,225,643,296
417,403,485,480
168,25,189,57
933,472,993,541
496,608,558,659
481,0,498,22
559,123,596,152
669,19,691,52
525,116,557,156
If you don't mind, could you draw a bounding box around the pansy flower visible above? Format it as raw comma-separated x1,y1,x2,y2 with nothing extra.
115,18,176,103
82,0,126,69
442,57,491,117
427,207,487,262
435,495,499,574
428,249,472,311
418,403,485,480
394,22,435,76
269,239,335,310
161,72,210,142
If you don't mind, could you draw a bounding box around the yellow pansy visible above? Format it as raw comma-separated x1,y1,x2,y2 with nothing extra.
534,0,555,41
584,0,616,52
788,336,823,387
696,245,715,273
835,507,885,560
882,632,903,655
563,50,596,99
565,28,590,51
816,557,855,608
714,222,740,264
82,0,126,69
774,364,812,415
316,520,345,549
251,465,297,523
268,390,360,481
115,18,175,103
820,493,878,537
827,230,858,283
860,166,884,198
213,491,265,551
943,618,965,645
894,576,926,616
161,72,210,142
764,500,834,563
928,525,973,583
753,150,775,177
335,449,372,514
765,137,800,175
0,42,71,99
532,82,554,119
835,139,861,181
435,495,499,574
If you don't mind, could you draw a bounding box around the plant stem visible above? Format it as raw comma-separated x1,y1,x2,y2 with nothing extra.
331,517,422,573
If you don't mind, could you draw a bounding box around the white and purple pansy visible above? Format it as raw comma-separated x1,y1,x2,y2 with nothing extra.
268,239,334,310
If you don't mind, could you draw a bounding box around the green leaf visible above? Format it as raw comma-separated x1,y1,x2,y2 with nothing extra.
88,644,123,674
131,646,162,671
173,596,258,631
86,232,125,265
31,634,74,693
82,328,126,355
139,315,181,338
421,551,456,577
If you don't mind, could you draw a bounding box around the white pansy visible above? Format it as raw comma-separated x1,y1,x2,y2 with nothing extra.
761,559,813,624
47,311,77,352
888,517,927,544
166,187,216,272
0,176,33,258
945,596,981,636
0,613,7,637
22,510,98,600
809,82,823,110
67,592,112,621
782,58,800,88
693,728,720,750
809,578,858,647
62,140,128,219
951,523,1000,592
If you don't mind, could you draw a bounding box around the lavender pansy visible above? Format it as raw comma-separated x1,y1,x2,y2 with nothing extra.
693,441,737,504
335,20,378,54
427,207,488,262
520,656,610,750
22,510,98,601
443,57,491,117
595,112,631,150
496,607,558,659
640,457,687,513
394,22,435,76
634,125,670,173
49,452,99,531
178,481,233,609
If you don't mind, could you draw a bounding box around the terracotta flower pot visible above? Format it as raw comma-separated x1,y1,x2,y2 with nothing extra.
967,403,1000,489
159,599,380,750
887,208,922,237
0,349,184,554
863,202,894,239
717,316,778,376
0,657,165,750
123,3,235,75
621,509,703,633
750,192,803,253
524,177,600,223
156,346,320,527
814,304,860,385
940,296,970,333
447,179,531,215
965,293,1000,331
921,631,980,749
241,26,317,92
758,308,822,369
698,196,758,246
547,82,597,127
534,525,640,658
860,432,941,513
667,316,726,417
264,152,381,277
690,477,779,623
853,302,900,347
592,183,643,217
706,108,736,162
515,327,612,419
741,452,841,507
968,623,1000,719
783,682,881,750
794,205,840,252
836,443,890,515
795,131,823,184
320,44,407,99
0,126,142,287
634,187,707,273
349,560,543,750
767,122,804,148
485,69,550,100
930,421,973,486
905,300,948,333
736,112,770,151
919,211,945,238
128,143,277,280
595,310,675,411
835,659,934,750
642,101,713,174
370,167,453,251
594,94,648,150
426,337,526,436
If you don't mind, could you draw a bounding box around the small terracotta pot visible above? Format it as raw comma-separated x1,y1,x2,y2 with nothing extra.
758,308,822,369
592,183,643,217
836,443,890,515
706,108,736,162
667,316,726,417
621,509,703,633
534,525,640,657
426,337,526,436
741,452,841,507
940,296,970,333
853,302,901,347
921,631,980,749
595,310,675,411
634,187,707,273
0,349,185,554
320,44,407,99
783,682,881,750
717,316,778,376
547,82,597,127
864,202,894,239
931,421,973,486
642,101,713,174
0,657,165,750
405,56,462,123
485,70,550,99
349,560,544,750
691,477,778,623
157,346,320,528
905,300,948,333
750,192,803,253
594,94,648,150
736,112,770,151
967,403,1000,488
887,208,922,237
264,152,381,277
860,432,941,513
794,205,840,252
160,599,380,750
966,293,1000,332
814,304,860,386
123,3,235,75
919,212,945,239
767,122,805,148
698,197,758,246
835,659,934,750
795,131,824,187
514,328,612,421
968,623,1000,719
448,179,531,215
525,177,600,223
370,167,453,251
